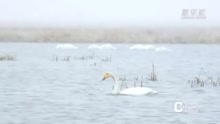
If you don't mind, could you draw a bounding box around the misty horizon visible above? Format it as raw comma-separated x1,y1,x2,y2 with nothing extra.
0,0,220,28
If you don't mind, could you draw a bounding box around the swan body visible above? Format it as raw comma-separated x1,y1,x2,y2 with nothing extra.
101,44,116,49
120,87,157,95
88,44,100,49
130,44,155,50
102,72,157,96
88,44,116,49
155,47,171,52
56,44,78,49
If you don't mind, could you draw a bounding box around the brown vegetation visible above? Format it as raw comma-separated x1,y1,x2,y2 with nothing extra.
0,27,220,43
188,68,220,87
0,54,16,61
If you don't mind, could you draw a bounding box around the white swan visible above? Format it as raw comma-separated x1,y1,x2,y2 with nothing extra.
88,44,116,50
56,44,78,49
100,44,116,49
88,44,100,49
155,47,171,52
130,44,155,50
102,72,157,96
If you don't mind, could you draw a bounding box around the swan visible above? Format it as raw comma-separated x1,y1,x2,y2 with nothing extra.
130,44,155,50
102,72,157,96
88,44,116,50
88,44,100,49
56,44,78,49
155,47,171,52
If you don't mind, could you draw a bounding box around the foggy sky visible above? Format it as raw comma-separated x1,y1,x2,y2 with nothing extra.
0,0,219,27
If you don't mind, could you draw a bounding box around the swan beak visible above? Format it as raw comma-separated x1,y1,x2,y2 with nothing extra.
102,77,106,80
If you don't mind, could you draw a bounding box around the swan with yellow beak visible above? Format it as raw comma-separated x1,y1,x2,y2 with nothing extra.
102,72,157,95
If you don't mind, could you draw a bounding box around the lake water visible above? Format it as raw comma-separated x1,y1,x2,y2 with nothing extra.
0,43,220,124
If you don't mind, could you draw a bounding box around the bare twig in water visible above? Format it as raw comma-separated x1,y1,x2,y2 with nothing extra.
0,54,16,61
188,68,220,87
53,52,112,62
150,64,158,81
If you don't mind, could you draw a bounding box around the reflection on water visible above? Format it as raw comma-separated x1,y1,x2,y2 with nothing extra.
0,43,220,124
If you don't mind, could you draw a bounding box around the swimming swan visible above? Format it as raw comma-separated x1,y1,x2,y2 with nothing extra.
102,72,157,95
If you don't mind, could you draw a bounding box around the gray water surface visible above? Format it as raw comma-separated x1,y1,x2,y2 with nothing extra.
0,43,220,124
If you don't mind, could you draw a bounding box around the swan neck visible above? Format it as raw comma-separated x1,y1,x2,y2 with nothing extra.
111,74,123,94
111,74,116,82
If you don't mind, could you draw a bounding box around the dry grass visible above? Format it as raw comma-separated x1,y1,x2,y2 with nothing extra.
188,68,220,87
52,53,111,62
0,54,16,61
150,64,158,81
0,27,220,43
118,64,158,88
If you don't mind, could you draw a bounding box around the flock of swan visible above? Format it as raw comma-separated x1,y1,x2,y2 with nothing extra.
56,44,171,52
102,72,157,96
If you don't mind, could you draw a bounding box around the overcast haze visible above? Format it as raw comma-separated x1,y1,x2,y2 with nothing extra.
0,0,219,27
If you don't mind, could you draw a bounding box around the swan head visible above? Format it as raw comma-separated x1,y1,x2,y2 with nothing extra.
102,72,112,80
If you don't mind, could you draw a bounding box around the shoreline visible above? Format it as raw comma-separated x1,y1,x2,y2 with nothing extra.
0,27,220,43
